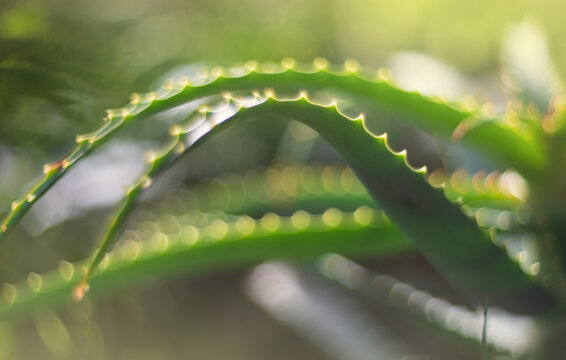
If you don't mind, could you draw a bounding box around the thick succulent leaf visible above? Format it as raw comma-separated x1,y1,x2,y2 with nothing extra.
147,60,546,175
89,159,523,281
172,163,522,217
247,261,421,360
146,163,378,216
84,92,538,295
0,60,545,243
318,254,540,357
0,208,408,320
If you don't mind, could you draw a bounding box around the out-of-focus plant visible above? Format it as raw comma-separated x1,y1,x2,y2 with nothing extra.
1,1,566,358
2,50,566,358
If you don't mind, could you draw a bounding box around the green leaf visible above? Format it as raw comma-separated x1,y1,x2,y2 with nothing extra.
0,60,543,242
85,91,538,294
0,208,408,320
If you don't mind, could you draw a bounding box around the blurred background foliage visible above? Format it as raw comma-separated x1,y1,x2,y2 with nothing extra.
1,0,565,359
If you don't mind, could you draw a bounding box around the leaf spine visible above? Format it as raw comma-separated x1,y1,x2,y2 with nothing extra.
211,67,224,77
290,210,311,230
377,67,392,82
43,162,61,174
322,208,343,227
235,216,255,236
260,212,280,232
244,60,258,71
353,206,374,226
141,176,153,189
27,272,42,292
313,57,329,70
2,283,16,303
344,59,360,73
58,261,74,282
130,93,143,104
281,57,296,69
208,219,228,240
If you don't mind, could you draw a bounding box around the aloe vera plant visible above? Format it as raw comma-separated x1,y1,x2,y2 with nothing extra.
1,56,566,359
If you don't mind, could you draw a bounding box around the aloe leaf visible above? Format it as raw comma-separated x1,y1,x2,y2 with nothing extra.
173,163,523,217
0,59,545,243
147,60,545,175
88,163,379,283
87,115,526,284
85,148,525,287
318,254,539,358
0,208,409,320
82,91,539,296
247,261,420,360
188,163,376,216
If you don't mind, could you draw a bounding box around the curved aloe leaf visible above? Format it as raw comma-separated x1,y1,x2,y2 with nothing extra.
318,254,539,358
87,100,528,282
141,163,378,218
173,163,523,217
85,91,538,294
0,59,545,242
0,208,408,320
